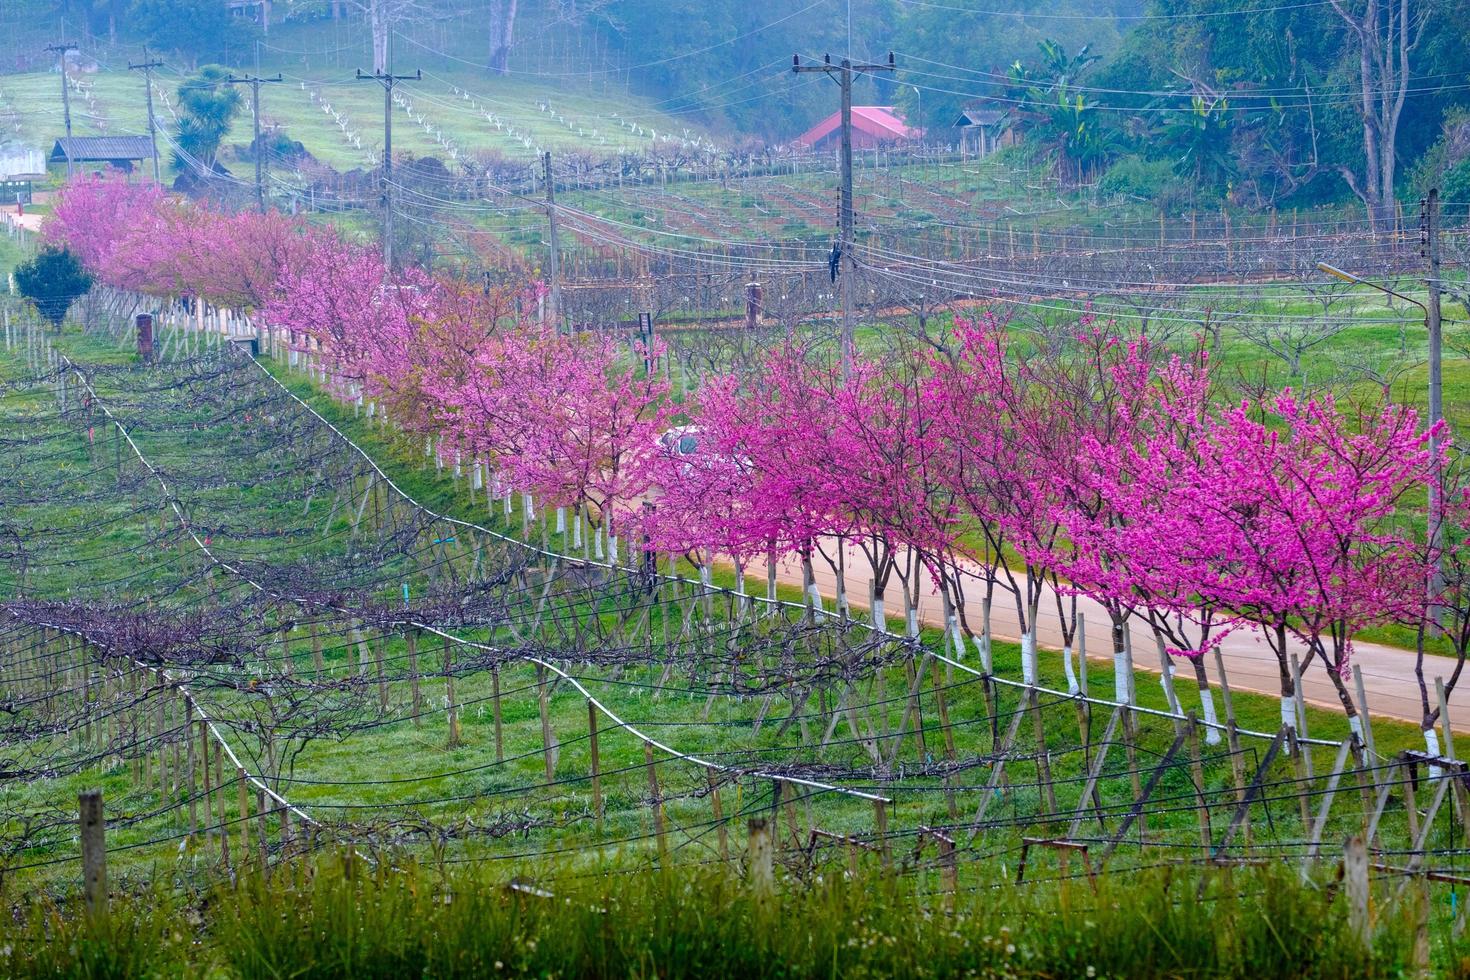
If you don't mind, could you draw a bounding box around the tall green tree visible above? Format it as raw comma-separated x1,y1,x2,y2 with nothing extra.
129,0,255,66
15,247,93,332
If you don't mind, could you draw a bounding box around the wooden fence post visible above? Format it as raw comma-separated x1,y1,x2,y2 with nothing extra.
79,790,106,920
407,630,421,726
237,767,250,859
645,741,668,863
443,636,460,748
874,798,891,867
256,787,268,878
588,700,603,837
199,721,213,836
747,817,773,895
374,634,388,715
310,619,324,679
538,666,555,782
710,770,728,862
491,665,504,762
1345,834,1371,950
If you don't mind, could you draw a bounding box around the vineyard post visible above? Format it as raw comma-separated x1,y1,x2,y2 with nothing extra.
79,790,106,921
256,787,268,878
491,665,503,761
199,720,213,837
538,665,555,782
645,741,667,862
587,700,602,836
407,629,421,725
238,766,250,857
747,817,773,895
443,635,460,748
709,770,728,862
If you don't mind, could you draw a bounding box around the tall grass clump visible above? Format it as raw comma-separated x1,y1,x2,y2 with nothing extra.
0,854,1436,978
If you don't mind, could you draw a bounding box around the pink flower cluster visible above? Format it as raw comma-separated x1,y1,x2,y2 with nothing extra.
49,175,1453,730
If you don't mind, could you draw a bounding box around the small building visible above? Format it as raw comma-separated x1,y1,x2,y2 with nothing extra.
952,106,1012,158
793,107,918,151
49,136,153,174
227,0,273,33
0,147,45,204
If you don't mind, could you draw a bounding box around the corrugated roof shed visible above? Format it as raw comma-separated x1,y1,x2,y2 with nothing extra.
49,136,153,162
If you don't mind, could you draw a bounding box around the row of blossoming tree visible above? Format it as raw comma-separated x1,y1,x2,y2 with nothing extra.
45,174,1470,755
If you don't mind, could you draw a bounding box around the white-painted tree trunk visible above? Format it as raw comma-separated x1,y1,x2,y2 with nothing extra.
1280,693,1299,731
593,523,604,560
1425,728,1444,778
555,507,565,534
1198,686,1223,745
978,598,993,673
1021,633,1037,685
1062,645,1078,694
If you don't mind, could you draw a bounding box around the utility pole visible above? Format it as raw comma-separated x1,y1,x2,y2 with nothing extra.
794,51,894,369
1423,188,1445,596
543,151,562,332
355,66,420,268
128,49,164,186
225,71,283,212
46,42,78,176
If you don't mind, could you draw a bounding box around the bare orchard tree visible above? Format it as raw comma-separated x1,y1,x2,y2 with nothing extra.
862,266,961,359
1233,276,1359,376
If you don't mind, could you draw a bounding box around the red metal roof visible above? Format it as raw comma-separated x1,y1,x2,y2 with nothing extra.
793,106,917,147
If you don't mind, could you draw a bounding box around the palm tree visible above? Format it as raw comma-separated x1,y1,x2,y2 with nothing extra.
174,66,242,173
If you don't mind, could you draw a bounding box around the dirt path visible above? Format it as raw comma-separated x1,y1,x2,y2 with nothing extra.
737,541,1469,736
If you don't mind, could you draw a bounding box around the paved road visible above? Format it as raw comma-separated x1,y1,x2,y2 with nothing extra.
738,541,1470,737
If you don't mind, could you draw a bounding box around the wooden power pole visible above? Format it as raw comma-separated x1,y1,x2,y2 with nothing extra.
355,66,420,268
225,72,284,213
46,42,78,176
794,51,894,369
1423,188,1445,589
543,151,562,332
128,49,165,186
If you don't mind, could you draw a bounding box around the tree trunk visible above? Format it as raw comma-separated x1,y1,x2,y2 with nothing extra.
1331,0,1418,233
487,0,518,75
371,0,389,73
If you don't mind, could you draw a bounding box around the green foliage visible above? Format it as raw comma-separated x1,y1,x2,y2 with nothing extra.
0,858,1426,977
1098,155,1189,203
1007,40,1122,185
1410,108,1470,202
14,246,92,330
129,0,256,66
892,2,1124,135
1160,97,1236,192
174,66,243,172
